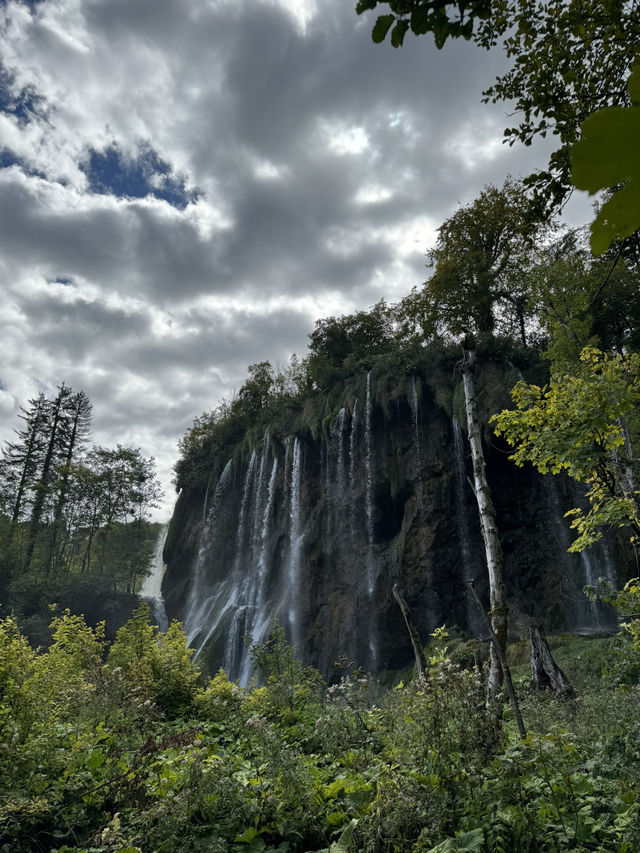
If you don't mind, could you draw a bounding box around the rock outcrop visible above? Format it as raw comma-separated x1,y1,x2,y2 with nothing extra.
163,358,624,682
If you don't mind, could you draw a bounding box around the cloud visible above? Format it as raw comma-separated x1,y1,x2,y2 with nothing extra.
0,0,582,517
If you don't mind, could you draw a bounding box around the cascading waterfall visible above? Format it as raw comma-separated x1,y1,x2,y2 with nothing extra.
364,372,379,668
184,459,233,645
221,448,255,677
139,522,169,632
322,439,331,539
330,408,347,533
286,436,304,654
236,442,279,686
250,429,271,555
452,418,482,634
336,407,347,501
234,450,258,567
600,539,618,589
410,377,421,456
349,400,358,536
410,376,425,522
364,373,374,588
542,476,616,629
163,361,633,685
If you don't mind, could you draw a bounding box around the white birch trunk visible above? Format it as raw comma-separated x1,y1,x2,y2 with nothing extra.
461,345,508,696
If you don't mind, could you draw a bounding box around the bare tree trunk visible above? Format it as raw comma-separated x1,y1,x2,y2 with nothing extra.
529,623,572,695
461,343,508,696
392,583,427,681
468,581,526,739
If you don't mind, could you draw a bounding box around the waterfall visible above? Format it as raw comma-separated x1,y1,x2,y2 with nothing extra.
139,522,169,632
331,407,347,531
287,436,304,653
258,458,278,579
335,408,346,502
349,400,358,486
349,400,358,537
364,372,378,668
600,539,618,589
452,418,482,634
235,434,275,685
251,429,271,555
410,376,421,456
543,476,616,630
322,439,331,539
365,372,374,587
234,450,258,567
183,459,233,646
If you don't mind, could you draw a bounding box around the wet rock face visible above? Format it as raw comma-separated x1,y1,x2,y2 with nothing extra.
163,368,625,683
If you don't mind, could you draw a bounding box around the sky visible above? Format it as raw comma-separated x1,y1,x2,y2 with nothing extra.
0,0,592,520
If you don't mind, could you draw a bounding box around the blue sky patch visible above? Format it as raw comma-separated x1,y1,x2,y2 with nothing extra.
0,64,46,126
0,149,19,169
81,143,200,210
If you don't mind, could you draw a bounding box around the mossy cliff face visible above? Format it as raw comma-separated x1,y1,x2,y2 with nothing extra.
163,361,624,682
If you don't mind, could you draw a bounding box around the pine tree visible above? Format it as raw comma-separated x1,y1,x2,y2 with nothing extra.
23,384,75,572
0,393,49,526
45,390,93,575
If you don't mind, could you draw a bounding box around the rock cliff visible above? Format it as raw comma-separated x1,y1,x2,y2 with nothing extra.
163,357,625,682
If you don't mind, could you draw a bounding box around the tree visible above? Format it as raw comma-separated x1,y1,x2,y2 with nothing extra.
527,229,640,367
106,604,201,716
23,384,76,572
357,0,639,214
0,393,48,525
237,361,277,417
416,178,548,341
571,64,640,255
305,300,397,389
86,445,162,581
45,390,93,575
461,341,508,696
491,347,640,554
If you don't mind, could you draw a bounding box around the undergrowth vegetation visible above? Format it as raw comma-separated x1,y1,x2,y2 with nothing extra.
2,605,640,853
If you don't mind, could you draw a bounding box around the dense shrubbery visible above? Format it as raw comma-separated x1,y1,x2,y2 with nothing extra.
1,606,639,853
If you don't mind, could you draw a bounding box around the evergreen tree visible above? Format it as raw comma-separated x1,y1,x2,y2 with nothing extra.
23,384,75,572
0,392,49,526
45,390,93,576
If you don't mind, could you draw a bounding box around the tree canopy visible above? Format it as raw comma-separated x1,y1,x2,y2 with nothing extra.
417,178,550,341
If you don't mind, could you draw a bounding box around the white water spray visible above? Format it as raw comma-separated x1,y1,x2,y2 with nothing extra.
139,522,169,632
287,437,304,652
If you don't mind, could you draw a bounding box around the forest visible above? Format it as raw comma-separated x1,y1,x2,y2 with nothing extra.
0,383,163,646
2,0,640,851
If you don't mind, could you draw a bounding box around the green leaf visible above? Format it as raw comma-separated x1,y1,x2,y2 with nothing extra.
410,7,430,35
572,107,640,192
589,181,640,255
571,65,640,254
330,818,358,853
371,15,394,43
234,827,263,844
87,748,106,770
455,828,486,852
391,20,409,48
